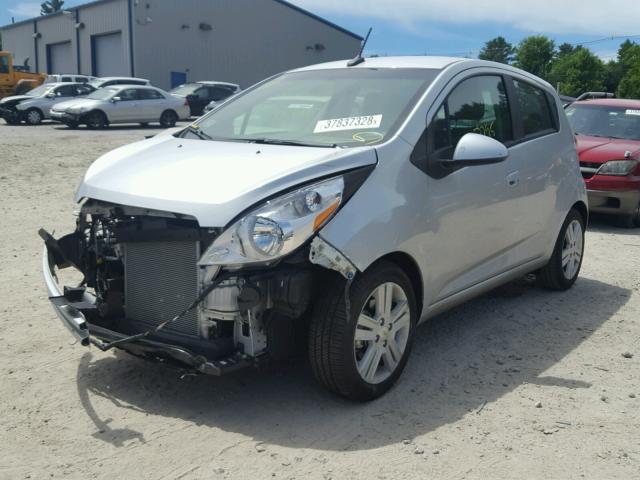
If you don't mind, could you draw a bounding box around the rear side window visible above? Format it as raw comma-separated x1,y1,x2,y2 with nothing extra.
139,89,164,100
210,86,235,101
513,80,555,137
432,75,513,154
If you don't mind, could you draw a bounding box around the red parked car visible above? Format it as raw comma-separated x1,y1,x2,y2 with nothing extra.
565,98,640,227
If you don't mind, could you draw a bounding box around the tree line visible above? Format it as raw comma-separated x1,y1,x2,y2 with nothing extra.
479,35,640,99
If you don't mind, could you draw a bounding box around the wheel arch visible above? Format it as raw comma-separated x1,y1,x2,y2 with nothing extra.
366,251,424,317
571,200,588,226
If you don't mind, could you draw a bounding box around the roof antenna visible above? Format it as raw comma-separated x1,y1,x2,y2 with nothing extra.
347,27,372,67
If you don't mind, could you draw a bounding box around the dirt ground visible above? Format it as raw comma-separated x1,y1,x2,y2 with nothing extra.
1,122,639,480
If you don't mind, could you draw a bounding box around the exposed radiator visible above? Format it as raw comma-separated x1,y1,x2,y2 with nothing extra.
123,241,200,337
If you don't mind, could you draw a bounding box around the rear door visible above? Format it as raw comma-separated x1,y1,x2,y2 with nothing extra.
502,77,562,259
137,88,166,121
423,74,521,300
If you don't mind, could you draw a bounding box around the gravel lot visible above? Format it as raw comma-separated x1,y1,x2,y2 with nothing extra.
1,122,639,480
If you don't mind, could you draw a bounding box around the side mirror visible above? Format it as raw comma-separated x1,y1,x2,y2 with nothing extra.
447,133,508,167
46,93,56,98
111,97,121,103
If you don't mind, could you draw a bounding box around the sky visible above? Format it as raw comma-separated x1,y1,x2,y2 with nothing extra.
2,0,640,62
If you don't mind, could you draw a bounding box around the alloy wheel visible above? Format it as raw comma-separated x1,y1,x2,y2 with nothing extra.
26,110,42,125
354,282,411,384
561,219,583,279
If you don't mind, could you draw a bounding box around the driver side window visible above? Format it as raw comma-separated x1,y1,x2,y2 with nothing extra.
432,75,513,158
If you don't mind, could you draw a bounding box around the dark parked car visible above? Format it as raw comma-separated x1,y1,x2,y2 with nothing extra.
170,81,240,116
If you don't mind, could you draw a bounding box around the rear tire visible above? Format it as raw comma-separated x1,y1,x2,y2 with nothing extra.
25,108,43,125
86,111,107,129
160,110,178,128
309,261,417,401
537,209,585,290
616,204,640,228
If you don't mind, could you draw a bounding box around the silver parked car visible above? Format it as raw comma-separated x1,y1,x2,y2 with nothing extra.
50,85,190,129
0,82,95,125
41,56,587,400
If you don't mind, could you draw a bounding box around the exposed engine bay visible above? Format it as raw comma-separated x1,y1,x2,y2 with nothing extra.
42,199,325,374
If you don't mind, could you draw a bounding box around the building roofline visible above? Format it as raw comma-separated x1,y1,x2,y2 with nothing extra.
2,0,364,41
271,0,363,41
1,0,120,29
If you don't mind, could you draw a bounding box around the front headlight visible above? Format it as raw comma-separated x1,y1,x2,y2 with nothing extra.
597,159,637,176
199,176,344,267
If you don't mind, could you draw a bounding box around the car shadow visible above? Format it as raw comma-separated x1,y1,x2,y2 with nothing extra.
588,214,640,235
75,276,629,451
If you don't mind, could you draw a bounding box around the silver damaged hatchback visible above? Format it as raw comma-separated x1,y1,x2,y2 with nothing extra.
41,56,587,401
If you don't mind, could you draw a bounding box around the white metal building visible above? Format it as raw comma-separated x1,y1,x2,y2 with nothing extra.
0,0,362,89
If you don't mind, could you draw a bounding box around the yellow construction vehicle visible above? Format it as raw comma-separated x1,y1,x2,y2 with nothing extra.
0,51,47,99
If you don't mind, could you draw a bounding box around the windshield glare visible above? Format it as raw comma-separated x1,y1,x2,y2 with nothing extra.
86,87,119,101
26,85,54,97
170,84,199,96
566,104,640,141
189,68,439,147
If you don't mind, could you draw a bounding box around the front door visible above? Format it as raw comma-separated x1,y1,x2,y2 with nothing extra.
424,74,520,301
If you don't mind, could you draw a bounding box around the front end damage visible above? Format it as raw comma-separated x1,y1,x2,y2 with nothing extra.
41,199,356,375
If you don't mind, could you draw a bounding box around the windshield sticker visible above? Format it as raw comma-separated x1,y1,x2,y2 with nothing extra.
352,131,384,144
625,109,640,116
314,115,382,133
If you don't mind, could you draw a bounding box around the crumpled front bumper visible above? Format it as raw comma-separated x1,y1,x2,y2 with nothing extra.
42,246,251,375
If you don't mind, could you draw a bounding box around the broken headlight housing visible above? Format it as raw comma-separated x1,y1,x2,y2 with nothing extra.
199,176,344,267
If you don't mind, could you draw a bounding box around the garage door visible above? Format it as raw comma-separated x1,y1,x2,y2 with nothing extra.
92,32,127,77
47,42,74,74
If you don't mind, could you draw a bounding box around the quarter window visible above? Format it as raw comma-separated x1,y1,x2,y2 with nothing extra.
432,75,513,155
513,80,555,137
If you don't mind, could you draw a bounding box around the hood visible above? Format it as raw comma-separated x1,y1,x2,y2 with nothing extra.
76,136,377,227
576,134,640,164
0,95,33,105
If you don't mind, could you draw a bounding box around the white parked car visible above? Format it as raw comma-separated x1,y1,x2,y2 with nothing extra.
88,77,150,89
0,82,95,125
49,84,190,128
41,56,587,401
45,74,97,84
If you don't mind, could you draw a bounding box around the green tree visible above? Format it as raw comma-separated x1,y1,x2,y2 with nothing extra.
514,35,555,79
549,47,605,97
617,67,640,98
603,60,623,93
40,0,65,15
615,40,640,98
557,42,575,59
478,36,515,64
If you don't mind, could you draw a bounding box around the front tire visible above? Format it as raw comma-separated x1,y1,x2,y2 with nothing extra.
25,108,43,125
537,209,585,290
86,111,107,129
309,261,417,401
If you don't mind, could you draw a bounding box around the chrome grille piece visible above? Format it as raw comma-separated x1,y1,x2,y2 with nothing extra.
124,241,200,337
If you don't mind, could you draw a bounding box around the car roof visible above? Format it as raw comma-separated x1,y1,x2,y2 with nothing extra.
104,84,159,90
196,81,240,88
290,56,555,91
96,77,149,82
292,56,466,72
573,98,640,108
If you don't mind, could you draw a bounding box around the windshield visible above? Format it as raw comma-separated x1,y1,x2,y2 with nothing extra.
170,84,199,96
185,68,439,147
566,104,640,141
86,87,119,100
26,84,54,97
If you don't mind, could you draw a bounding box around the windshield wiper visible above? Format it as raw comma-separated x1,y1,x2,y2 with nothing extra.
245,138,337,148
180,124,213,141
